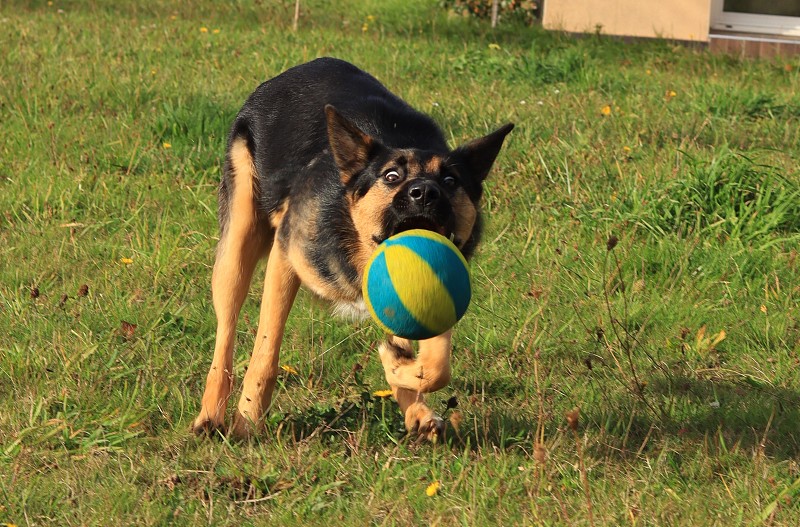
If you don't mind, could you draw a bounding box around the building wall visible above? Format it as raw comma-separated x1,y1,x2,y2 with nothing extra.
543,0,712,42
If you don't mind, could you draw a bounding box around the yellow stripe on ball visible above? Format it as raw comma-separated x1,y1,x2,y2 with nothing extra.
362,229,472,340
384,244,457,336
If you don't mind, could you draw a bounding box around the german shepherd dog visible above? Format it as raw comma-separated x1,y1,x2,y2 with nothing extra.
192,58,513,440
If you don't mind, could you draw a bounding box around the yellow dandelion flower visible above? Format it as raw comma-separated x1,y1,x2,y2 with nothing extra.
488,43,501,50
623,146,632,152
120,257,133,264
362,23,369,32
213,28,220,34
170,15,177,21
373,389,393,398
280,364,298,375
600,105,612,116
646,69,652,75
200,27,208,33
163,142,172,149
426,480,440,496
367,15,375,22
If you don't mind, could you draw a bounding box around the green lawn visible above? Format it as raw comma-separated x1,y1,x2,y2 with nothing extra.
2,1,800,525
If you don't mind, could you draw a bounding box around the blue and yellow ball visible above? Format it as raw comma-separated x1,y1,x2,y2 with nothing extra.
362,229,471,340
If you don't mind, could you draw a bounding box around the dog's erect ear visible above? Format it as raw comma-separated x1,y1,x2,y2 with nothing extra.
325,105,376,184
451,123,514,182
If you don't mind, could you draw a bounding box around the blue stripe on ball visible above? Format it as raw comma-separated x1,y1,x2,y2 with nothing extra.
385,244,455,337
427,239,471,318
385,232,471,318
365,249,430,338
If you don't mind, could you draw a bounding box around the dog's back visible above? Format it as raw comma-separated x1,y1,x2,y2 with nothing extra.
231,57,449,175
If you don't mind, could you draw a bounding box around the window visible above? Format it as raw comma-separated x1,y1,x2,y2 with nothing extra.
710,0,800,36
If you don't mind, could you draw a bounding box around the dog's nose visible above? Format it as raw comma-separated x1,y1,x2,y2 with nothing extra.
407,180,441,206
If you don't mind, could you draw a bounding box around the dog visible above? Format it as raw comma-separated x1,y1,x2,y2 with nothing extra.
192,57,513,440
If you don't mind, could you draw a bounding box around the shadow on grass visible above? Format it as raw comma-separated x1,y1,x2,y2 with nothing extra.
267,389,534,453
185,372,800,464
584,376,800,460
264,372,800,458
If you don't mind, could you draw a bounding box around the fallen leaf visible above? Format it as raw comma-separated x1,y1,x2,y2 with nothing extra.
565,408,579,431
534,443,547,463
449,410,463,431
120,321,137,339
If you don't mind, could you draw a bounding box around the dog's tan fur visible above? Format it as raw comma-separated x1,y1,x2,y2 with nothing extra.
192,59,512,441
193,138,452,440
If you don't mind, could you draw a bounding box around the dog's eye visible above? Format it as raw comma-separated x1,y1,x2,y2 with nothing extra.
442,175,457,188
383,170,401,183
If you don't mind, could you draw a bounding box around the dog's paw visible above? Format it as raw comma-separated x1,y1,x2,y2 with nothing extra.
191,414,226,438
228,410,263,442
405,402,445,442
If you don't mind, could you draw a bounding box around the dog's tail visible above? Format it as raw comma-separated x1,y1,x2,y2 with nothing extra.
219,117,258,237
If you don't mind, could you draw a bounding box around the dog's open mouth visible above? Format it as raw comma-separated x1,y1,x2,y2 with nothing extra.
372,216,455,245
394,216,447,237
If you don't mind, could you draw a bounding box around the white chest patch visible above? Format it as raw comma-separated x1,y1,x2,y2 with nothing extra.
332,299,370,321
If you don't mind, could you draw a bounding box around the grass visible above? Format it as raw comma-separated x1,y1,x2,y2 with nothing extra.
2,0,800,525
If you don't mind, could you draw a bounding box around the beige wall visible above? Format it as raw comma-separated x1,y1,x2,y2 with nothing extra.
543,0,711,42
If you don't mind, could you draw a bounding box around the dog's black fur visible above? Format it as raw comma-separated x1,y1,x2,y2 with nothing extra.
221,57,512,303
193,57,513,438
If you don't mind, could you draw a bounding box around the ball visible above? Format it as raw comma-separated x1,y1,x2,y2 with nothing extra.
362,229,471,340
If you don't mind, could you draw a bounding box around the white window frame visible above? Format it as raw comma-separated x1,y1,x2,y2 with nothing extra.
710,0,800,36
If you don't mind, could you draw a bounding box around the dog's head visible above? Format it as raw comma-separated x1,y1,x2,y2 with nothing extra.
325,105,513,262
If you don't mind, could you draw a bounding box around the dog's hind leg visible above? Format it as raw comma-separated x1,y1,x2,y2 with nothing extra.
379,330,452,440
229,242,300,440
192,138,270,436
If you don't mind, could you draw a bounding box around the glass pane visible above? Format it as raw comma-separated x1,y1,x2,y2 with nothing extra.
724,0,800,17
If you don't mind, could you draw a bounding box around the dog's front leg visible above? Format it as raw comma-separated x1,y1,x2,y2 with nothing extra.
230,245,300,440
379,330,452,440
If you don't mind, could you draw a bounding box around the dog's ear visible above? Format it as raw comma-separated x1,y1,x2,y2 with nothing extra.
451,123,514,182
325,105,376,184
